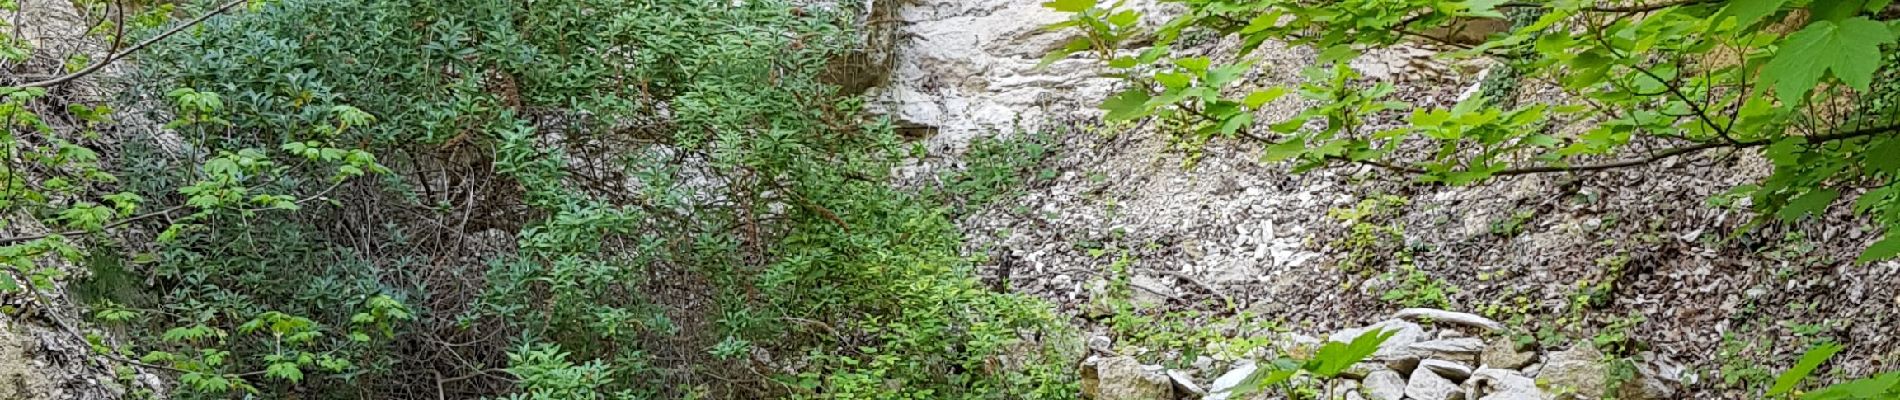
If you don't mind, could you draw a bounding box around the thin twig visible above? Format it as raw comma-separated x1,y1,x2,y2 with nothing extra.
1269,123,1900,178
14,0,247,88
1498,0,1720,13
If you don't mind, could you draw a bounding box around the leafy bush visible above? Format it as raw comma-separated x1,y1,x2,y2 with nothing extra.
6,0,1077,398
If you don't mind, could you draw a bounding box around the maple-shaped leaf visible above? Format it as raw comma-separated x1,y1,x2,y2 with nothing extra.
1761,17,1895,101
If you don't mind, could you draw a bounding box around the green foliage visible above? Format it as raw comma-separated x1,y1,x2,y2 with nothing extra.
3,0,1077,398
1764,341,1900,399
1233,328,1393,398
1327,195,1409,273
938,131,1055,212
1771,342,1844,396
1380,264,1455,309
1045,0,1900,262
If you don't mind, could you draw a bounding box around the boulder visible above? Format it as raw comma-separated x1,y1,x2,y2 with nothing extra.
1393,308,1506,332
1421,359,1474,382
1406,367,1466,400
1480,339,1537,370
1534,346,1682,400
1204,360,1257,400
1617,352,1685,400
1088,356,1173,400
1464,368,1549,400
1412,338,1485,364
1536,346,1607,398
1386,355,1422,375
1330,378,1368,400
1363,368,1408,400
1168,369,1205,396
1412,338,1486,354
1329,319,1427,359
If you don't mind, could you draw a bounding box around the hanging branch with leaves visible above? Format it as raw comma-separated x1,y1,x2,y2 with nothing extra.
1043,0,1900,261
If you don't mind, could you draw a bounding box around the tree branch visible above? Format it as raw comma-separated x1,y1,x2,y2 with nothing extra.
0,180,347,246
1497,0,1720,13
1289,123,1900,178
12,0,247,88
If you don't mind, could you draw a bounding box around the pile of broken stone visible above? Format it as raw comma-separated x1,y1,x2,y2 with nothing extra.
1080,309,1687,400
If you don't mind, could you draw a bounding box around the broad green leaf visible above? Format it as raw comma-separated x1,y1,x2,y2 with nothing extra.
1174,57,1212,72
1042,0,1095,13
1307,327,1393,378
1868,138,1900,175
267,362,304,383
1220,114,1254,135
1810,0,1868,23
1264,137,1306,162
0,273,17,292
1719,0,1788,28
1779,188,1841,220
1760,18,1894,100
1459,0,1509,18
1208,63,1251,87
1804,371,1900,399
1859,232,1900,263
1107,10,1139,28
1243,88,1287,109
1101,89,1152,121
1771,342,1844,395
1318,45,1360,63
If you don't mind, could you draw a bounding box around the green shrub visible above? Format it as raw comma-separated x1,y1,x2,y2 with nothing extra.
52,0,1085,397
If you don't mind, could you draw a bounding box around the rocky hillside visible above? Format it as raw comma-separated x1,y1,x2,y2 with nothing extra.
878,0,1900,399
1082,309,1684,400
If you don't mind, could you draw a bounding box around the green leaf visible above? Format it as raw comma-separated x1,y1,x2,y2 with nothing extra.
1220,114,1254,135
1804,371,1900,399
0,273,17,293
1243,87,1287,109
1318,45,1360,63
1760,18,1895,100
1771,342,1844,396
1858,232,1900,263
1264,137,1306,162
1208,63,1251,87
1810,0,1868,23
1042,0,1095,13
1719,0,1788,28
1101,89,1153,121
1107,10,1139,28
1307,327,1393,378
1778,188,1840,220
1459,0,1509,17
266,362,304,383
1173,57,1212,73
1867,138,1900,175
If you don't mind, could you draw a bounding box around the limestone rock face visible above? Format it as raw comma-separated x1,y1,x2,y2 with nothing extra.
870,0,1170,143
